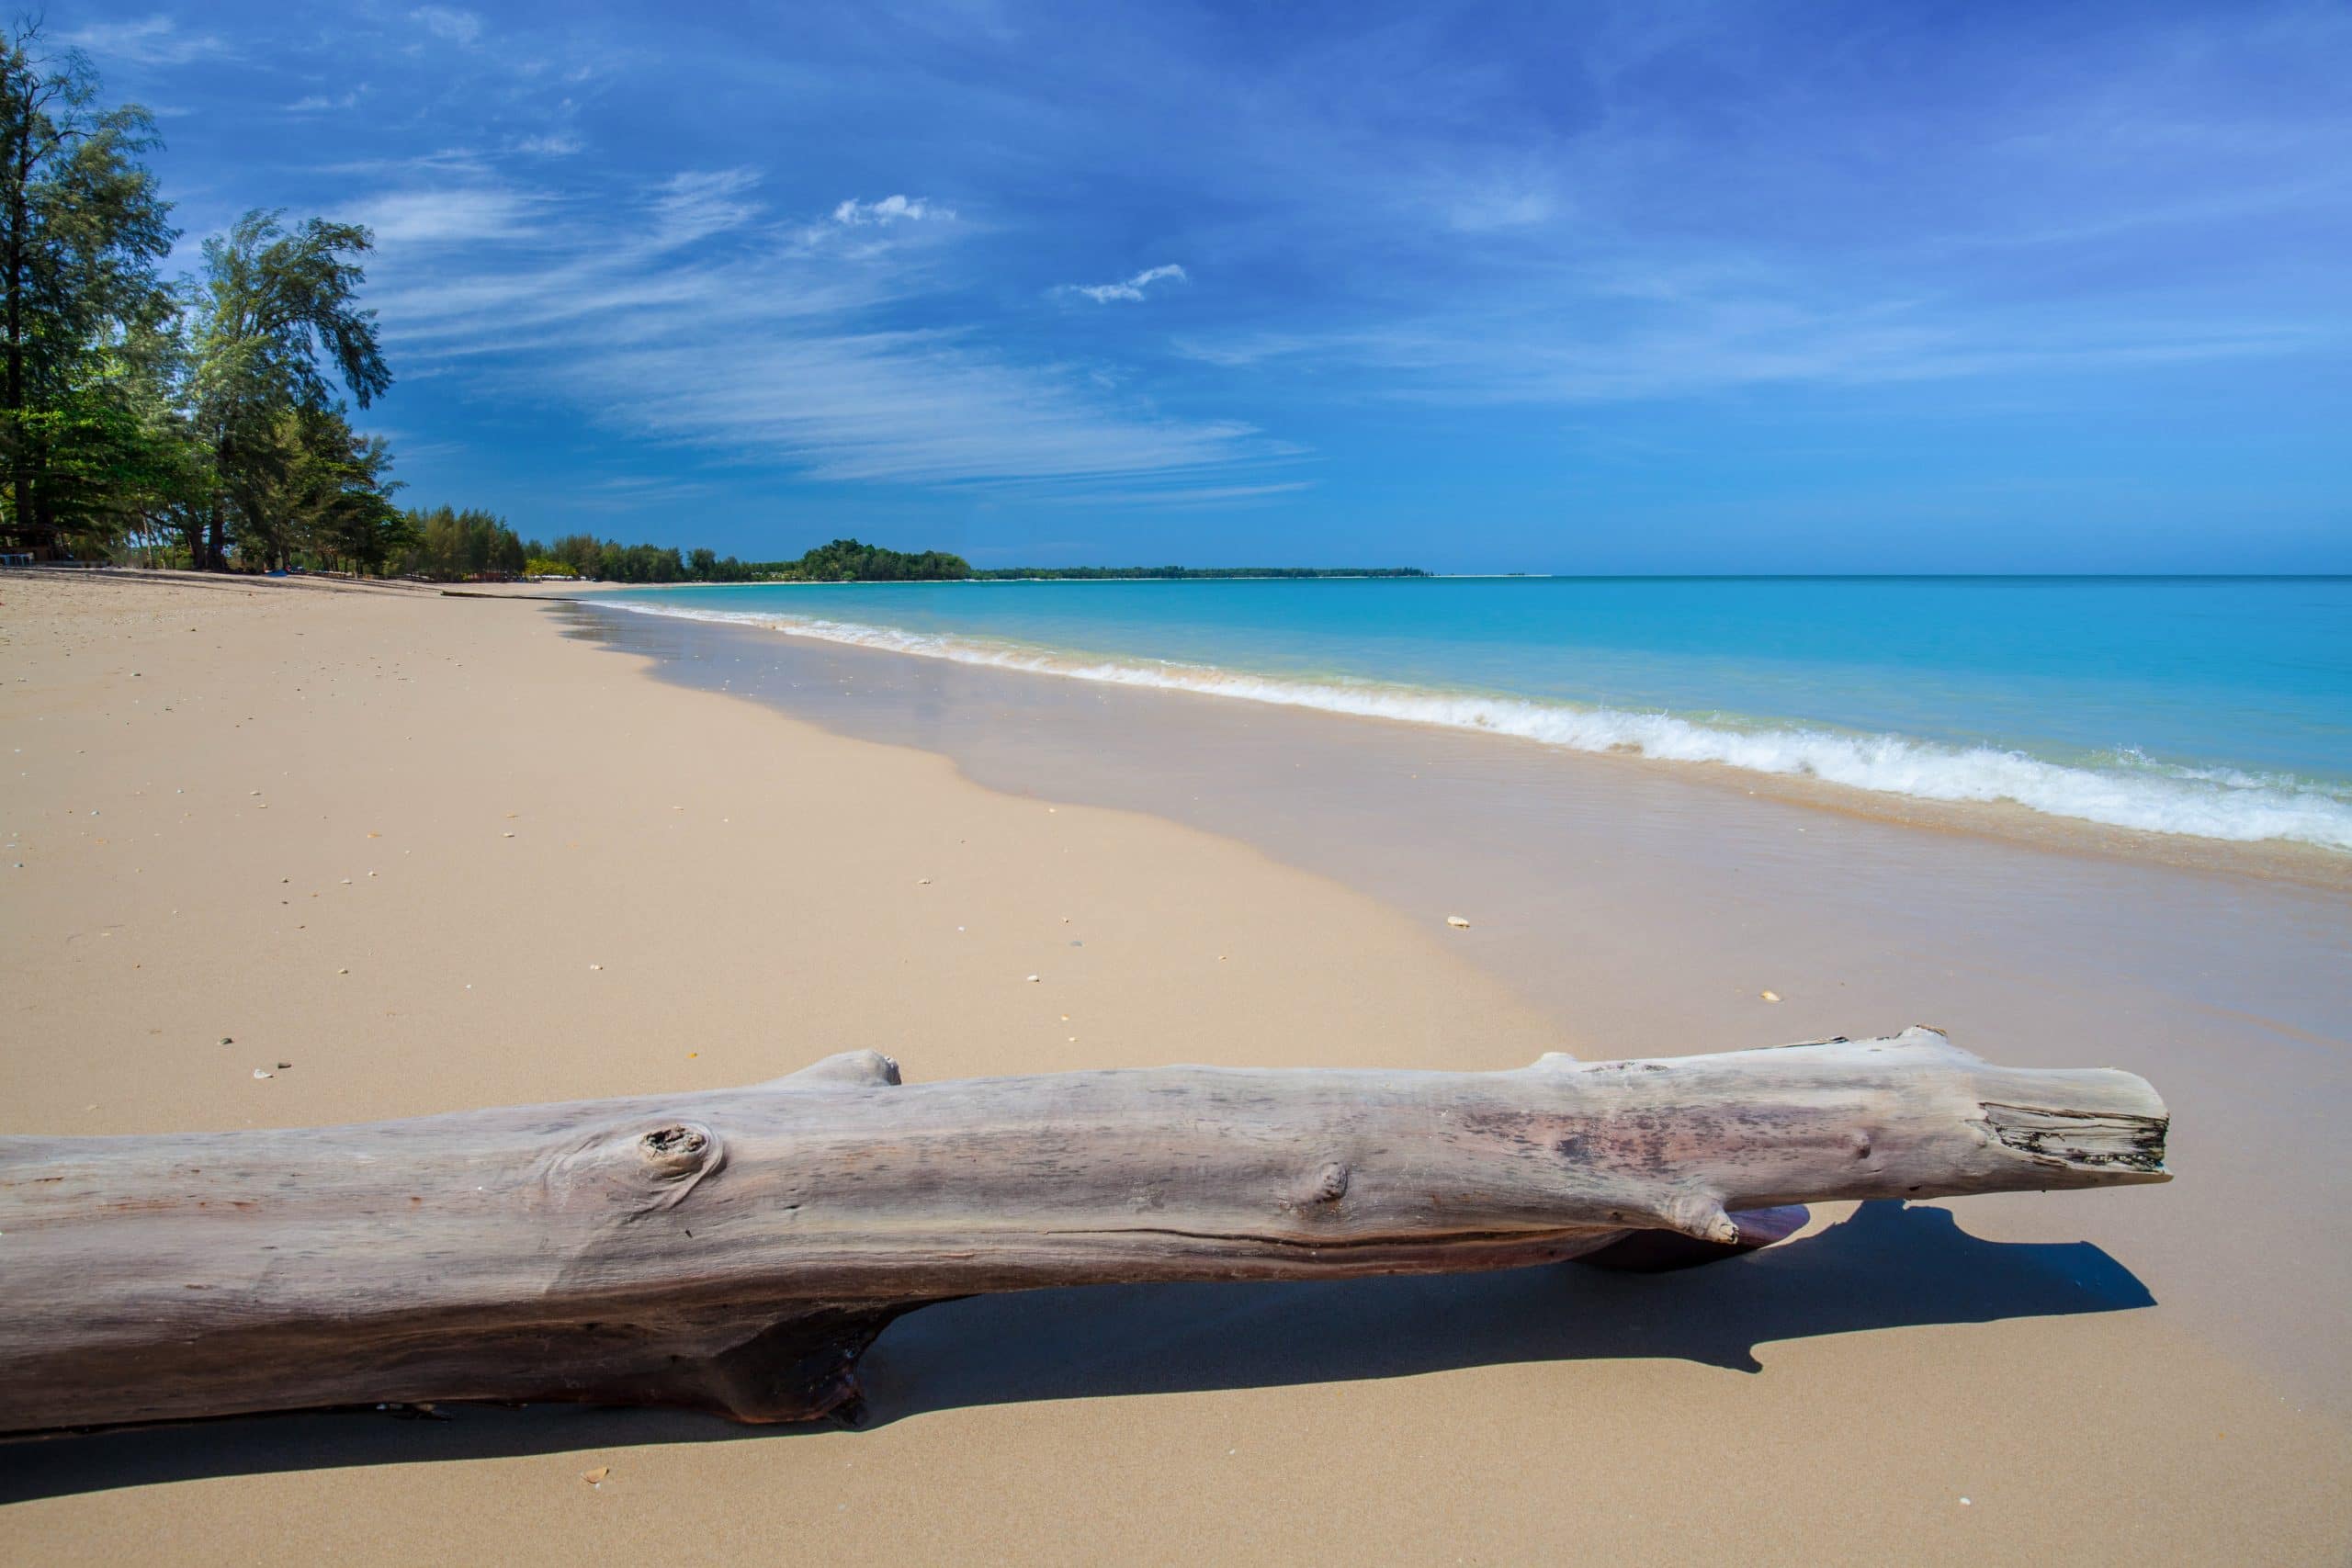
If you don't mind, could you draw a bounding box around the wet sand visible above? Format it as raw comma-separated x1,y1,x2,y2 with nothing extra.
2,572,2346,1563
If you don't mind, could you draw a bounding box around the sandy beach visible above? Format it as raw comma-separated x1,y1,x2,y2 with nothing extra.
3,571,2347,1564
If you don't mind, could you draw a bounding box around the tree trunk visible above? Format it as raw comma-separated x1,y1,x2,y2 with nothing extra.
3,78,33,558
0,1028,2167,1435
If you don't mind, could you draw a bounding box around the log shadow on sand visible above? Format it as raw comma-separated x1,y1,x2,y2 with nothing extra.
0,1202,2150,1504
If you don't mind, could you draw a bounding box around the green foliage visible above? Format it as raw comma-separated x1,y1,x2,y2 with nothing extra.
514,532,753,582
769,538,972,581
399,506,523,581
226,407,407,573
187,208,392,570
0,30,423,572
0,19,175,557
17,349,200,555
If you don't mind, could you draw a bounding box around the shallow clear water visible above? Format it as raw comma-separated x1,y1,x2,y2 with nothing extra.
601,576,2352,849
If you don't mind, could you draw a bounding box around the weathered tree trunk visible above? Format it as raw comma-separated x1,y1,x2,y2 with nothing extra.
0,1028,2167,1435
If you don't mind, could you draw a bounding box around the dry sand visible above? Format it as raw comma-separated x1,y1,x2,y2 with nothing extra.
2,571,2346,1564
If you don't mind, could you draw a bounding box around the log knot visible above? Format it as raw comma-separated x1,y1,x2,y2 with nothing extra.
1289,1160,1350,1210
611,1120,726,1212
639,1122,718,1178
643,1124,707,1159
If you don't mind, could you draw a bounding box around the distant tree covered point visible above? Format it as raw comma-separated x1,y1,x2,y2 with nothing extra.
766,538,973,581
750,544,1430,582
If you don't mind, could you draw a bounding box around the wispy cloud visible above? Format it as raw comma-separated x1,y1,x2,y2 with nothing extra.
565,475,717,512
59,16,231,66
1443,183,1562,233
363,179,1264,488
513,132,582,156
1063,264,1188,304
1173,289,2331,405
411,6,483,47
1032,480,1312,508
288,91,362,113
654,169,765,248
831,195,946,227
345,187,537,245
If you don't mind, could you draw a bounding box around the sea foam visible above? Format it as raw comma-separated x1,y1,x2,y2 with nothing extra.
607,601,2352,852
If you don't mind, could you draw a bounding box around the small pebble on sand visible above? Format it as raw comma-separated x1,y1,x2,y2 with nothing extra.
1445,915,1472,929
1760,990,1781,1002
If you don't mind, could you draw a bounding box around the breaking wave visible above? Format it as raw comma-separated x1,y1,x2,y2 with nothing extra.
605,600,2352,852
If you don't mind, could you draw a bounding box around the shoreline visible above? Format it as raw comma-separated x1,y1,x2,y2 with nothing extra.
4,572,2346,1563
575,589,2352,890
574,599,2352,1404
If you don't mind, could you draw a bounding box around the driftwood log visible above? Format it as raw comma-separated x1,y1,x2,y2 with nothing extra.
0,1027,2167,1435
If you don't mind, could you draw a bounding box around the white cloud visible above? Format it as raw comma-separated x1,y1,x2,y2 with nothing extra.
566,475,715,512
345,187,537,245
514,132,583,156
412,6,483,46
1033,480,1312,508
1445,185,1560,232
602,333,1257,485
831,195,944,226
359,174,1264,489
288,91,362,113
59,17,230,66
654,169,764,248
1171,290,2328,405
1064,264,1188,304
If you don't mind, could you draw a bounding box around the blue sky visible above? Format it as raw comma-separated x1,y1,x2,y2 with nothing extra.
61,0,2352,570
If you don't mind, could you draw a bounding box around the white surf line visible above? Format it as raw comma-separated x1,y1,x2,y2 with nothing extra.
604,600,2352,852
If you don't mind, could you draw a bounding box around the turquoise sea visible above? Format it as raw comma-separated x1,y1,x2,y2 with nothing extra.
602,576,2352,851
